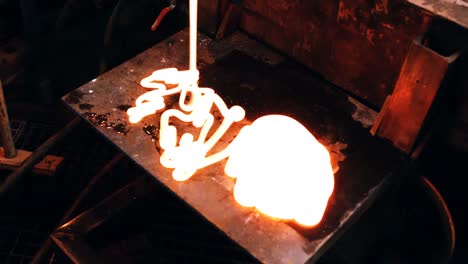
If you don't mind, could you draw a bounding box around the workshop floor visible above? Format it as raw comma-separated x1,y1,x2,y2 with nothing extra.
1,2,467,263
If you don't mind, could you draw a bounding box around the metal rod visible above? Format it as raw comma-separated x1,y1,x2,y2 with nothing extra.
56,176,151,234
0,80,17,158
151,1,176,32
49,176,150,264
30,153,125,264
0,117,81,198
50,235,101,264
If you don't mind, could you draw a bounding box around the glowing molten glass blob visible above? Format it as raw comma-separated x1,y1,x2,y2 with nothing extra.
225,115,334,227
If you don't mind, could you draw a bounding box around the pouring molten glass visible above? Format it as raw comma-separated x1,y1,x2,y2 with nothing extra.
127,0,334,227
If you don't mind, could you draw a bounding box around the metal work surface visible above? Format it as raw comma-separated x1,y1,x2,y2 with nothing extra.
62,28,405,264
408,0,468,29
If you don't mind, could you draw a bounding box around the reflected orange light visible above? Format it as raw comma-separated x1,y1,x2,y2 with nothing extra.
225,115,334,227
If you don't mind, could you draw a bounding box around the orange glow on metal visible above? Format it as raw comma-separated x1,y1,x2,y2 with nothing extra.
127,0,334,227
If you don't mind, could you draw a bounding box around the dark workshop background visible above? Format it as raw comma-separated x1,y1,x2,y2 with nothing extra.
0,0,467,263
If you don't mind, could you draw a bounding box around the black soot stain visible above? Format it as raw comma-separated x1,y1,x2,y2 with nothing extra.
65,90,86,104
83,112,110,127
143,124,159,142
116,104,132,111
79,103,94,110
113,123,130,135
83,112,129,135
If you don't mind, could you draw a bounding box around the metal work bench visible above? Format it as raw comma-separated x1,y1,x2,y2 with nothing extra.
57,28,406,264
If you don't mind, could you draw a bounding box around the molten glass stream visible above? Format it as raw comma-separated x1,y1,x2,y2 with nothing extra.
127,0,335,227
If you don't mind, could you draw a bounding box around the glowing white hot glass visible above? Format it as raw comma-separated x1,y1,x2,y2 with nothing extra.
225,115,334,226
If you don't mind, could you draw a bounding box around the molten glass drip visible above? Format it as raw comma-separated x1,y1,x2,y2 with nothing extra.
127,0,334,227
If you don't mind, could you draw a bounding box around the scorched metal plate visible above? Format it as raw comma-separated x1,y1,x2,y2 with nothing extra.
62,28,406,264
